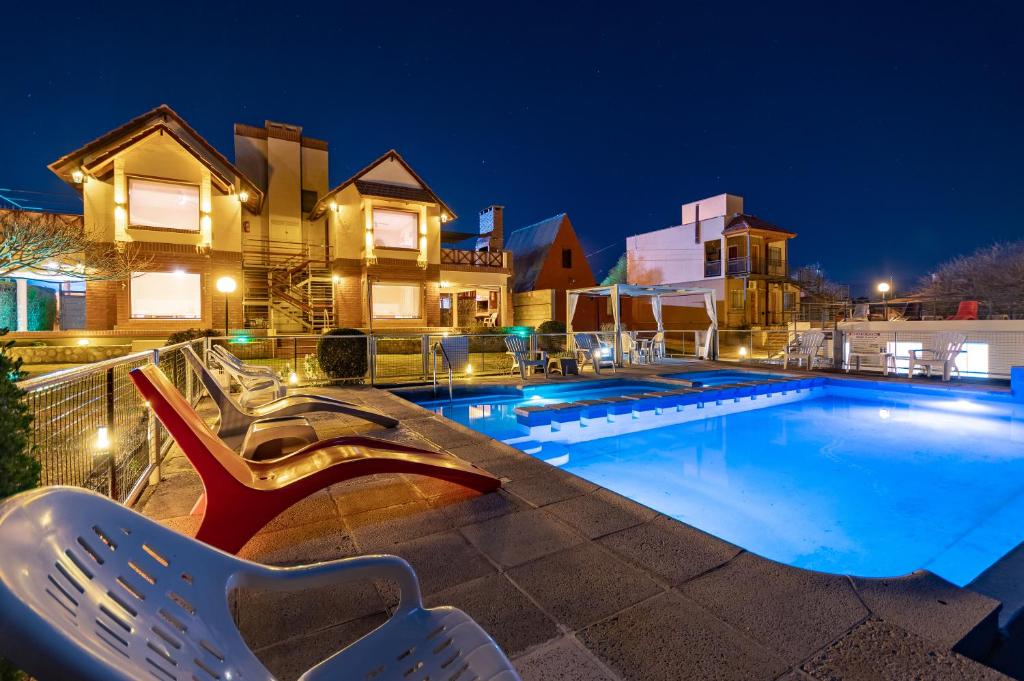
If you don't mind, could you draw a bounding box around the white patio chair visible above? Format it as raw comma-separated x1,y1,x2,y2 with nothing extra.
620,332,643,365
850,303,870,321
783,331,825,369
209,345,286,406
505,335,547,379
574,333,615,374
481,311,499,327
908,331,967,381
0,487,520,681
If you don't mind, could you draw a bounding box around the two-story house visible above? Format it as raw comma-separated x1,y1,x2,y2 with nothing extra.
46,105,511,334
627,193,799,328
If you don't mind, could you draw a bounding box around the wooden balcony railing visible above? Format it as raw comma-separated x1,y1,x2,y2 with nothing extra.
441,249,507,268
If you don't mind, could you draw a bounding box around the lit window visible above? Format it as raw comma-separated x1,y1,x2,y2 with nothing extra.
128,178,200,231
372,208,418,249
372,284,421,319
131,271,201,319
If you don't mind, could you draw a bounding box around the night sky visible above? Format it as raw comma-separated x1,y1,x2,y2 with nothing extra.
2,2,1021,295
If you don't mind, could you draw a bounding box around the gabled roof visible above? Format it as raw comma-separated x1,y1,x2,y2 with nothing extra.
47,104,264,213
505,213,567,293
308,149,456,220
723,213,796,237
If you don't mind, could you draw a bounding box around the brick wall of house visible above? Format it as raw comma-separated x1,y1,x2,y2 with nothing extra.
85,242,243,333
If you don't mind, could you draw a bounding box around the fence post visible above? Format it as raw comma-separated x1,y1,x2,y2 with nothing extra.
105,366,116,499
185,345,194,404
421,334,430,379
368,335,376,387
147,349,161,486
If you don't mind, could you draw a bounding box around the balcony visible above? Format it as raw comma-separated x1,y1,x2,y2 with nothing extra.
724,256,787,277
440,248,509,269
704,260,722,277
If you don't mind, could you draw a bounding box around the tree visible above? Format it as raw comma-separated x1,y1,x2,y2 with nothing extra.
601,253,628,285
792,263,848,303
0,329,39,681
0,209,146,281
914,241,1024,317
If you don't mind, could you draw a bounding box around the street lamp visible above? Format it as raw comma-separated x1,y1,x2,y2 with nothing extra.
877,281,890,320
216,276,237,337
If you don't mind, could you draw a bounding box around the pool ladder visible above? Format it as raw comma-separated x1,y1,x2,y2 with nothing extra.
431,342,454,401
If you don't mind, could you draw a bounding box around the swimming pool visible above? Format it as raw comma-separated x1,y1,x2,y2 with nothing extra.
662,369,790,386
406,378,1024,585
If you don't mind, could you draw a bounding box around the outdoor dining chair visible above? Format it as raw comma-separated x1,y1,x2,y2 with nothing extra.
129,364,501,553
505,335,548,379
908,331,967,381
209,345,286,406
0,486,520,681
782,331,825,370
181,345,397,452
573,333,615,374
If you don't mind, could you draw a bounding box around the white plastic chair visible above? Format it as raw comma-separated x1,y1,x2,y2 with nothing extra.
505,335,547,379
0,487,521,681
210,345,286,406
908,331,967,381
620,332,642,365
783,331,825,369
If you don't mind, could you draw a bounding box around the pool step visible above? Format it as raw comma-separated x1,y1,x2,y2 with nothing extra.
511,377,827,444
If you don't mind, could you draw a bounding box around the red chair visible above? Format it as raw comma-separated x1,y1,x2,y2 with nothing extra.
129,365,501,553
948,301,978,320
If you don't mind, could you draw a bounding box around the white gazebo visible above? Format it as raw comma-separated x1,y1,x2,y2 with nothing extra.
566,284,718,363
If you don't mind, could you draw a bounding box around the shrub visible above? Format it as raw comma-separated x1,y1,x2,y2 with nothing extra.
537,319,567,353
165,328,219,346
317,328,368,381
26,285,56,331
0,330,39,681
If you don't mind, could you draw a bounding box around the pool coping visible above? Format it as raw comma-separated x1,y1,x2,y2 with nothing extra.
388,370,1011,673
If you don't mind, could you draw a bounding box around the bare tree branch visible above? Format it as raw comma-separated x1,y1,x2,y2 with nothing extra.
913,241,1024,317
0,209,150,280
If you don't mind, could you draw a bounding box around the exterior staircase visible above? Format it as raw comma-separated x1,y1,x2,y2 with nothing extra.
242,239,335,333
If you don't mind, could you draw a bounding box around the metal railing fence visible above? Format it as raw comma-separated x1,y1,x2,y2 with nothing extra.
15,339,204,505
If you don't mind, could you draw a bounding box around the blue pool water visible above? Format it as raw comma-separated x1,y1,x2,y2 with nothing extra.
412,382,1024,585
412,379,673,440
662,369,789,386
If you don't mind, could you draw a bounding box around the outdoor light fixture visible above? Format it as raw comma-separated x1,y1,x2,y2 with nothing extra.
289,371,299,385
216,276,237,337
329,200,338,212
465,364,474,375
440,213,449,223
739,346,748,357
238,190,249,203
71,169,85,184
877,282,890,295
332,274,340,284
77,339,90,346
94,427,110,453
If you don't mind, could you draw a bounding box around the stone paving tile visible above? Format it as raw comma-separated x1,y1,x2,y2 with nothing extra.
260,489,339,533
346,490,523,552
238,518,358,566
460,507,586,568
598,515,741,586
328,475,424,516
508,543,663,630
513,637,618,681
801,618,1010,680
476,450,559,482
425,574,560,658
447,440,531,467
404,417,486,449
505,468,599,507
235,579,386,650
545,489,657,540
851,572,1001,658
373,530,496,601
160,452,194,477
140,473,203,520
678,552,869,665
255,613,387,681
578,591,788,681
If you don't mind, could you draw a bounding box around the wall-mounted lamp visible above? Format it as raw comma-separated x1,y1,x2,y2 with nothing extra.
71,169,85,184
440,213,449,223
332,274,340,284
238,190,249,203
77,338,90,346
329,200,338,213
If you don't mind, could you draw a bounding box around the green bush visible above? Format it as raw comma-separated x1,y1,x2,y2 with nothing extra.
165,328,220,346
537,320,567,353
317,328,368,381
0,330,39,681
0,283,15,331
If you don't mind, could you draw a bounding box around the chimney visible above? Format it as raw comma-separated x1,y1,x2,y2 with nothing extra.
478,205,504,251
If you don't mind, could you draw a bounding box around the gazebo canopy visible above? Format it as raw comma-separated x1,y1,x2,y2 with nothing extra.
566,283,718,360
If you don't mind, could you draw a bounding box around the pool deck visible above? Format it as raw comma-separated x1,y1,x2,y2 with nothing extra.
137,360,1019,680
